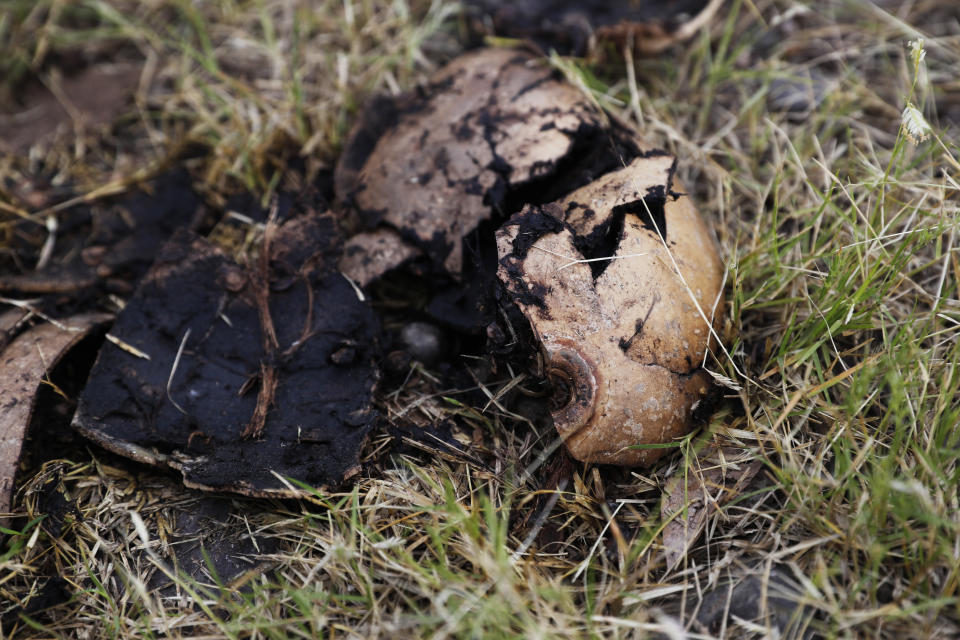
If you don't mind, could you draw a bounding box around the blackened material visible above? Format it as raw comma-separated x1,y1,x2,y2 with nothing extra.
334,48,643,284
0,577,71,630
692,565,816,638
0,169,204,295
147,495,278,597
72,213,379,496
495,203,566,310
464,0,716,57
612,188,668,242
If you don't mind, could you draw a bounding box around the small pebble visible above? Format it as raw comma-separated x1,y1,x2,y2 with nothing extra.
401,321,445,365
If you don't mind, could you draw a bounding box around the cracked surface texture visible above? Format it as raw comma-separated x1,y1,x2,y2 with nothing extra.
335,46,724,467
335,47,639,281
497,157,724,466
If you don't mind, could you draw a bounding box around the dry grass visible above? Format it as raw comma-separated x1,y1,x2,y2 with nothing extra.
2,0,960,638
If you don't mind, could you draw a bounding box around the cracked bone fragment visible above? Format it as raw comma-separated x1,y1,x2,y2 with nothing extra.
496,157,724,466
335,47,641,281
339,228,421,287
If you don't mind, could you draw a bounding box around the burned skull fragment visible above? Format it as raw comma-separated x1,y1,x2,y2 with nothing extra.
496,156,724,466
338,46,725,466
335,47,642,283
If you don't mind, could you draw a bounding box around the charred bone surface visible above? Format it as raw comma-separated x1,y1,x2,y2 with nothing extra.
335,48,642,282
337,48,725,467
64,48,725,498
496,157,724,466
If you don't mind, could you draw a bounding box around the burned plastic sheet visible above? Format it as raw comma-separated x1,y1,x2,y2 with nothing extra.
72,212,379,496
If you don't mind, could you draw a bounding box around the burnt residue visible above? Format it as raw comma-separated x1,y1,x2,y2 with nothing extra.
331,47,724,469
334,48,646,284
335,94,414,201
72,213,380,496
517,280,553,313
472,102,523,214
571,204,626,279
426,283,491,333
485,285,543,367
514,73,555,99
506,204,565,259
494,204,566,312
495,148,726,465
221,183,331,228
146,495,278,598
0,576,71,630
463,0,715,57
334,91,434,231
497,120,642,216
495,263,551,313
618,322,642,353
665,155,682,200
0,168,204,297
614,187,668,241
637,147,674,159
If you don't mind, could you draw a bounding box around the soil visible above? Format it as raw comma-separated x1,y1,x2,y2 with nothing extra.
0,168,205,297
0,61,142,152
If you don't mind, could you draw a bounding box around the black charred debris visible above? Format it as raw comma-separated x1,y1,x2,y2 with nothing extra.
13,49,682,498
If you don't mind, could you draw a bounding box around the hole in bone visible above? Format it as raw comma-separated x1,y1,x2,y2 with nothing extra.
612,186,668,242
547,366,575,412
571,207,626,280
